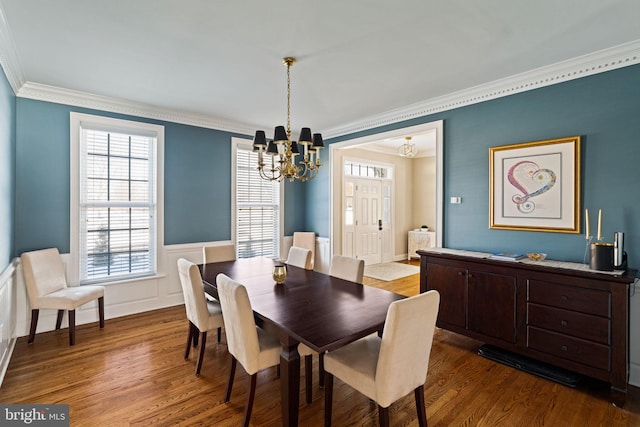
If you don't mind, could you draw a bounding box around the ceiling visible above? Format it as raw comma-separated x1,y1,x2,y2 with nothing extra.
1,0,640,157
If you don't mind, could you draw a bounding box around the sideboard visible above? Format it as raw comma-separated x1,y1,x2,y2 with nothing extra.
418,248,637,406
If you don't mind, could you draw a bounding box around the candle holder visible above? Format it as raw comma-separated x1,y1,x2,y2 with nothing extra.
272,264,287,284
583,235,593,265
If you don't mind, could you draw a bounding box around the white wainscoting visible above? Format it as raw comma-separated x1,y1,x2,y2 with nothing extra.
0,259,18,386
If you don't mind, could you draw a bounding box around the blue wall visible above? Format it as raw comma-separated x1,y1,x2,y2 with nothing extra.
0,68,15,269
319,64,640,267
11,63,640,270
13,99,251,256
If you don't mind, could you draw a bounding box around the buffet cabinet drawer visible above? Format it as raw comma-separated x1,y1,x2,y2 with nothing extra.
527,327,610,371
527,280,610,317
527,303,610,344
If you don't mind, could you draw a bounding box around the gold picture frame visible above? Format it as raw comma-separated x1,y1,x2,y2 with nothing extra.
490,136,581,233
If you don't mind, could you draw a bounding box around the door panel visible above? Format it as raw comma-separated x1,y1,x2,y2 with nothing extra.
355,179,382,265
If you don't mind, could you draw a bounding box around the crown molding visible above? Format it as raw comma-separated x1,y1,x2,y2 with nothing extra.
323,39,640,138
0,5,25,92
16,82,256,135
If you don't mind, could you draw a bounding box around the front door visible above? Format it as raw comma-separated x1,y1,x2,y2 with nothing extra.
354,178,382,265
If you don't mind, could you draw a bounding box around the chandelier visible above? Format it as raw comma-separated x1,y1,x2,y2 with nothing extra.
398,136,417,157
252,57,324,182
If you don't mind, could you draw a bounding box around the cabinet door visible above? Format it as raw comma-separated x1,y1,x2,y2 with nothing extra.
426,263,466,328
468,271,517,343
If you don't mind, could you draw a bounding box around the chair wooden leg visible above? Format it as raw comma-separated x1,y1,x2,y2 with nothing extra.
305,355,313,404
28,309,39,344
217,327,221,343
195,331,207,376
184,322,195,360
55,310,64,330
68,310,76,346
324,371,334,427
319,352,325,387
224,356,237,402
243,374,257,427
378,405,390,427
415,385,427,427
98,297,105,329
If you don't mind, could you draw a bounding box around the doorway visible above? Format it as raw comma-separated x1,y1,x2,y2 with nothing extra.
330,120,443,262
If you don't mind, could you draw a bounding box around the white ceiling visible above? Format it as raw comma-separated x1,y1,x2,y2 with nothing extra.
1,0,640,157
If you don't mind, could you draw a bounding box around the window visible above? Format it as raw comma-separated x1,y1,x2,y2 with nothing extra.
233,138,281,259
71,113,164,284
344,160,392,179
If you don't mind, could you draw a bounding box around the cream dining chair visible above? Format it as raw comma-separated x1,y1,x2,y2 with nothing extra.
329,255,365,284
178,258,225,376
198,244,235,343
216,274,316,426
292,232,315,269
323,290,440,427
285,246,313,270
21,248,105,346
202,244,236,264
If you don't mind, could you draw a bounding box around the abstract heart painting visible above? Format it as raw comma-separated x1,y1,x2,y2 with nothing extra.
490,136,581,233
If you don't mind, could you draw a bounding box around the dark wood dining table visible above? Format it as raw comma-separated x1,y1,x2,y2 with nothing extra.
198,257,405,427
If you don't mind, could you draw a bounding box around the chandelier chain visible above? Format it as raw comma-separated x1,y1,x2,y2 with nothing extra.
286,60,291,138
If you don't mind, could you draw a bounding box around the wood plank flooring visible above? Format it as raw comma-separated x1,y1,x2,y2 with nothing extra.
1,260,639,426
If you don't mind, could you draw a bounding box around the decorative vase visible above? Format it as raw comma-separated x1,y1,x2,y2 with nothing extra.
273,265,287,284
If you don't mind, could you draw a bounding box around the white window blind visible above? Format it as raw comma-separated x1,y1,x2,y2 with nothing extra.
235,144,280,259
79,125,157,283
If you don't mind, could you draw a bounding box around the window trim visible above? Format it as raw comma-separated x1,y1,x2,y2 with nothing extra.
231,137,284,259
70,112,165,285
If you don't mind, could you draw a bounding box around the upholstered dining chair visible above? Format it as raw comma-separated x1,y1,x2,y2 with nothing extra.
323,290,440,427
202,244,236,264
328,255,365,284
177,258,225,376
292,232,315,269
216,274,316,426
21,248,105,346
285,246,313,270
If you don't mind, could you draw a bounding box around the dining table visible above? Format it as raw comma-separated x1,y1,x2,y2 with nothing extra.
198,257,405,427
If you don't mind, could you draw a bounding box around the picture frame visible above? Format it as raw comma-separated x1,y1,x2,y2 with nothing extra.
490,136,581,233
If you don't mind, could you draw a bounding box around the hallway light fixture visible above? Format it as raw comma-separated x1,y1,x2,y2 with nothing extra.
398,136,417,157
252,57,324,182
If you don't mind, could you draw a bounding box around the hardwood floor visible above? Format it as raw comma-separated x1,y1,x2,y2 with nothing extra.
2,260,639,426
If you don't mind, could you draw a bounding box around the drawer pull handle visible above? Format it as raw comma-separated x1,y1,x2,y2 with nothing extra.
561,345,568,351
561,295,569,301
561,320,568,327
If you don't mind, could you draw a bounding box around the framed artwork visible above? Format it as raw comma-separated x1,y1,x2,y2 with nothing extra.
490,136,581,233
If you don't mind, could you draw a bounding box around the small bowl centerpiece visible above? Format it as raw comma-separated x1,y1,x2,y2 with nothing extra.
527,253,547,261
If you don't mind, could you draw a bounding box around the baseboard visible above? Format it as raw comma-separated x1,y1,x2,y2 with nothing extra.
0,337,16,387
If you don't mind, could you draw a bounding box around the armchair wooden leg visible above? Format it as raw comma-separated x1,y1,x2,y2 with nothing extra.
217,327,222,343
415,385,427,427
98,296,105,329
68,310,76,346
243,374,257,427
195,331,207,376
55,310,64,330
305,354,313,404
378,405,390,427
324,371,334,427
184,322,195,360
224,356,237,402
28,309,39,344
